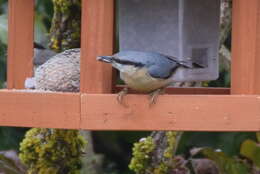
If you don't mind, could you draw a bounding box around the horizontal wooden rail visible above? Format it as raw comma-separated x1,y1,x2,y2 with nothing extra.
0,90,80,129
115,86,230,95
0,90,259,131
81,94,260,131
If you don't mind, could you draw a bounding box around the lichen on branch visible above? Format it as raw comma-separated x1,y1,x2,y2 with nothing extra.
49,0,81,52
19,128,86,174
129,132,183,174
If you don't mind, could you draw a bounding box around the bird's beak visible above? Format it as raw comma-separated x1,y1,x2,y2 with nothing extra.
97,56,113,63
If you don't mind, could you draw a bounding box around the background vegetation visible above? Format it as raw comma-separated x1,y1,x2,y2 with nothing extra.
0,0,258,174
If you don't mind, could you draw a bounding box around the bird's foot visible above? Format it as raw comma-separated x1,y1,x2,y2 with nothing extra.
117,87,128,107
148,88,165,106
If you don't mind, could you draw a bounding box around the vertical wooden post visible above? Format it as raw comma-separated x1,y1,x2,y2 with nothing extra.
231,0,260,94
80,0,114,93
7,0,34,89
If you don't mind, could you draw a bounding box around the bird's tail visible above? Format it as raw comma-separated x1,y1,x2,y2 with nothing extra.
177,60,193,68
178,60,204,69
167,55,205,69
97,56,113,63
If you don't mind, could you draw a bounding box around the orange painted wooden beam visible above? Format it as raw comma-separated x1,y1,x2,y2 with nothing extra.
0,90,259,131
80,0,114,93
115,86,230,95
7,0,34,89
0,90,80,129
232,0,260,94
81,94,260,131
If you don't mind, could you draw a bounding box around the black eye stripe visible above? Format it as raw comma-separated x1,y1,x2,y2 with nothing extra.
112,57,144,67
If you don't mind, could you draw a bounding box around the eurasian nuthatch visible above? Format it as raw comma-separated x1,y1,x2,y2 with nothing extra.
97,51,199,105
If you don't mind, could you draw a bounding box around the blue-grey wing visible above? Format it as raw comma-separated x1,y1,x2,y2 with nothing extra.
114,51,191,67
147,63,179,79
114,51,171,65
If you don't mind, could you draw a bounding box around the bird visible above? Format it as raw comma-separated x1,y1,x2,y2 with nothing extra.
33,42,57,68
25,48,200,106
97,51,200,105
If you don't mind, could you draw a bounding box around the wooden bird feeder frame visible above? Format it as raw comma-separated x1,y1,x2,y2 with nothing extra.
1,0,260,131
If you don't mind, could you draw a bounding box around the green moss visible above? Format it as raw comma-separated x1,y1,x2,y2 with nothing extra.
164,131,178,159
256,132,260,143
150,132,179,174
202,81,209,87
152,132,180,174
129,136,155,174
129,132,182,174
50,37,60,51
53,0,73,14
19,128,86,174
154,163,168,174
49,0,81,52
71,27,80,39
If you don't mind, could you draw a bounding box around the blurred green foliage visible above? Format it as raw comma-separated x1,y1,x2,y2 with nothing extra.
0,14,7,44
0,1,258,174
93,131,150,173
178,132,256,156
0,127,28,150
192,147,251,174
240,139,260,168
34,0,54,46
0,150,27,174
0,42,6,87
0,0,7,88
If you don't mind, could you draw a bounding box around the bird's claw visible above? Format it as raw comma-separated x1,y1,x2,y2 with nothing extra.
117,88,128,107
148,88,165,106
